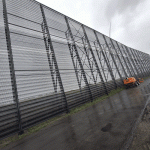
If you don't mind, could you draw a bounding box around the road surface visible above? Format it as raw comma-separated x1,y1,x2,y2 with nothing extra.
2,78,150,150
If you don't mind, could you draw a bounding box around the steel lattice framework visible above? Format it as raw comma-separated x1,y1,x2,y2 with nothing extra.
0,0,150,139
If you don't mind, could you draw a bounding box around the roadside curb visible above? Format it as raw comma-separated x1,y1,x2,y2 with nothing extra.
121,95,150,150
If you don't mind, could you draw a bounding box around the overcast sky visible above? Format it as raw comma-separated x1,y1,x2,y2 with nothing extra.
37,0,150,54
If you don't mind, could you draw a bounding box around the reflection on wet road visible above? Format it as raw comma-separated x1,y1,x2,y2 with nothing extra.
2,78,150,150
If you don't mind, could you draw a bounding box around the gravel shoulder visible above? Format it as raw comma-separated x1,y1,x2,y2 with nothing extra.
130,103,150,150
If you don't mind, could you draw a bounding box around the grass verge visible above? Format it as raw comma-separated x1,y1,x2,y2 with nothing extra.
0,87,124,148
143,76,150,80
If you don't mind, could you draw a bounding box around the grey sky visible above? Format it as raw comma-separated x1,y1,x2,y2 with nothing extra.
37,0,150,54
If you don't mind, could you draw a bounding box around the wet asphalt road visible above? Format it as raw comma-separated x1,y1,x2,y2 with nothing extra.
2,78,150,150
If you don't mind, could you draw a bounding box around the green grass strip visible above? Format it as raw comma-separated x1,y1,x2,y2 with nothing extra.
143,76,150,80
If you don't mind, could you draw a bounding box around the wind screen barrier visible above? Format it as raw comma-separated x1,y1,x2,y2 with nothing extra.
0,0,150,139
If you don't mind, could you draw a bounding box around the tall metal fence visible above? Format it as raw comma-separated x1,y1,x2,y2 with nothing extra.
0,0,150,139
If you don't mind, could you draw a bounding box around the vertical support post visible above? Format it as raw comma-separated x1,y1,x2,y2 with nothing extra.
110,39,128,77
2,0,23,135
65,34,82,91
41,24,57,93
115,41,132,77
144,53,150,75
65,16,93,102
141,52,150,76
148,54,150,76
94,31,117,89
147,54,150,75
131,49,145,77
143,53,150,76
146,54,150,75
94,42,108,84
40,5,69,113
103,35,123,81
81,25,108,95
129,48,142,77
122,45,137,78
137,50,149,77
81,37,102,97
129,48,143,78
124,46,140,78
81,37,97,85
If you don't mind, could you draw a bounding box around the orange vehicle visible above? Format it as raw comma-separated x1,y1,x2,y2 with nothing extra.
137,78,144,83
123,77,140,89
